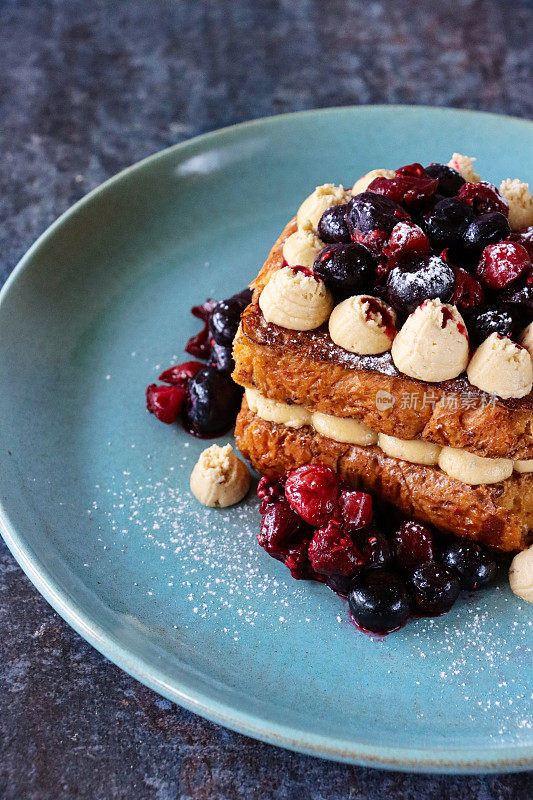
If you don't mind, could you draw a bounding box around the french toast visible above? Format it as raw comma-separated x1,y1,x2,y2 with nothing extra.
233,166,533,552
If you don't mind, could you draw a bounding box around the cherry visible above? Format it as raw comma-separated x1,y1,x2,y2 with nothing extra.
186,298,218,359
158,361,204,386
338,490,373,531
384,221,430,265
285,539,313,579
476,241,531,290
146,383,186,424
451,267,485,314
258,499,305,560
457,181,509,216
391,520,435,568
308,521,361,577
285,464,339,527
368,163,438,206
257,476,285,504
509,226,533,259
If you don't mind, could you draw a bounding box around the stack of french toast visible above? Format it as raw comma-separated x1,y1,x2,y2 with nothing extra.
233,157,533,553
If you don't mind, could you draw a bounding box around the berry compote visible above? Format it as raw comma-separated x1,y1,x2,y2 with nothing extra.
255,464,501,635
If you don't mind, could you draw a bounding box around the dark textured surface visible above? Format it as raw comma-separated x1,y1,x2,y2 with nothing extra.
1,1,532,797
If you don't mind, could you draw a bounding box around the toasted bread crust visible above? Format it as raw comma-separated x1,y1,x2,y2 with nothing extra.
236,402,531,552
233,220,533,459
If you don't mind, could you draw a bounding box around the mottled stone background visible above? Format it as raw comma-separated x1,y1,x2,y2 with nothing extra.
0,1,532,798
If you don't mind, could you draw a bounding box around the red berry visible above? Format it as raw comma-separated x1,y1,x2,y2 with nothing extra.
509,226,533,259
457,181,509,216
186,298,218,359
257,476,285,503
338,490,373,531
146,383,186,424
368,164,438,206
158,361,204,386
451,266,485,313
285,464,339,527
384,221,430,264
476,241,531,290
308,521,361,577
353,229,389,258
392,520,435,568
258,499,304,559
284,539,312,579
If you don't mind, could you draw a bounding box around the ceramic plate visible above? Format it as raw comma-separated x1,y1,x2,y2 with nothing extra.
0,107,531,773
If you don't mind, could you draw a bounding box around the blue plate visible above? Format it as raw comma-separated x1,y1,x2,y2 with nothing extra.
0,106,531,773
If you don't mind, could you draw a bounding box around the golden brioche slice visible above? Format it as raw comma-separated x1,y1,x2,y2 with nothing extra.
235,402,531,552
233,220,533,460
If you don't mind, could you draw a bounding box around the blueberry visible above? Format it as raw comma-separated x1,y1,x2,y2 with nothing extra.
231,287,253,307
348,569,411,632
313,243,375,296
325,573,355,596
184,366,242,436
467,306,515,348
317,203,351,243
501,283,533,315
209,289,252,347
424,164,466,196
352,527,392,569
462,212,511,256
422,198,474,251
386,255,455,316
208,342,235,372
410,562,460,614
441,541,497,590
346,191,410,236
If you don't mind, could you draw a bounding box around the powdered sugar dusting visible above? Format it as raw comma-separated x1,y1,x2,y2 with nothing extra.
84,440,532,743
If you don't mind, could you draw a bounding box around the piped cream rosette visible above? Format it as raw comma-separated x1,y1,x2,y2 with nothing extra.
329,295,396,355
282,219,325,269
259,265,334,331
296,184,351,230
467,333,533,399
391,299,469,382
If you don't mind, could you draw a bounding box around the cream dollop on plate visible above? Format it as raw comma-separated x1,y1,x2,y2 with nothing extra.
190,444,251,507
329,295,396,355
509,546,533,604
391,299,469,382
259,266,334,330
467,333,533,399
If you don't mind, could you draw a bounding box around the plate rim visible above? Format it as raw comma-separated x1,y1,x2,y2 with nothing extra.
1,104,532,774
